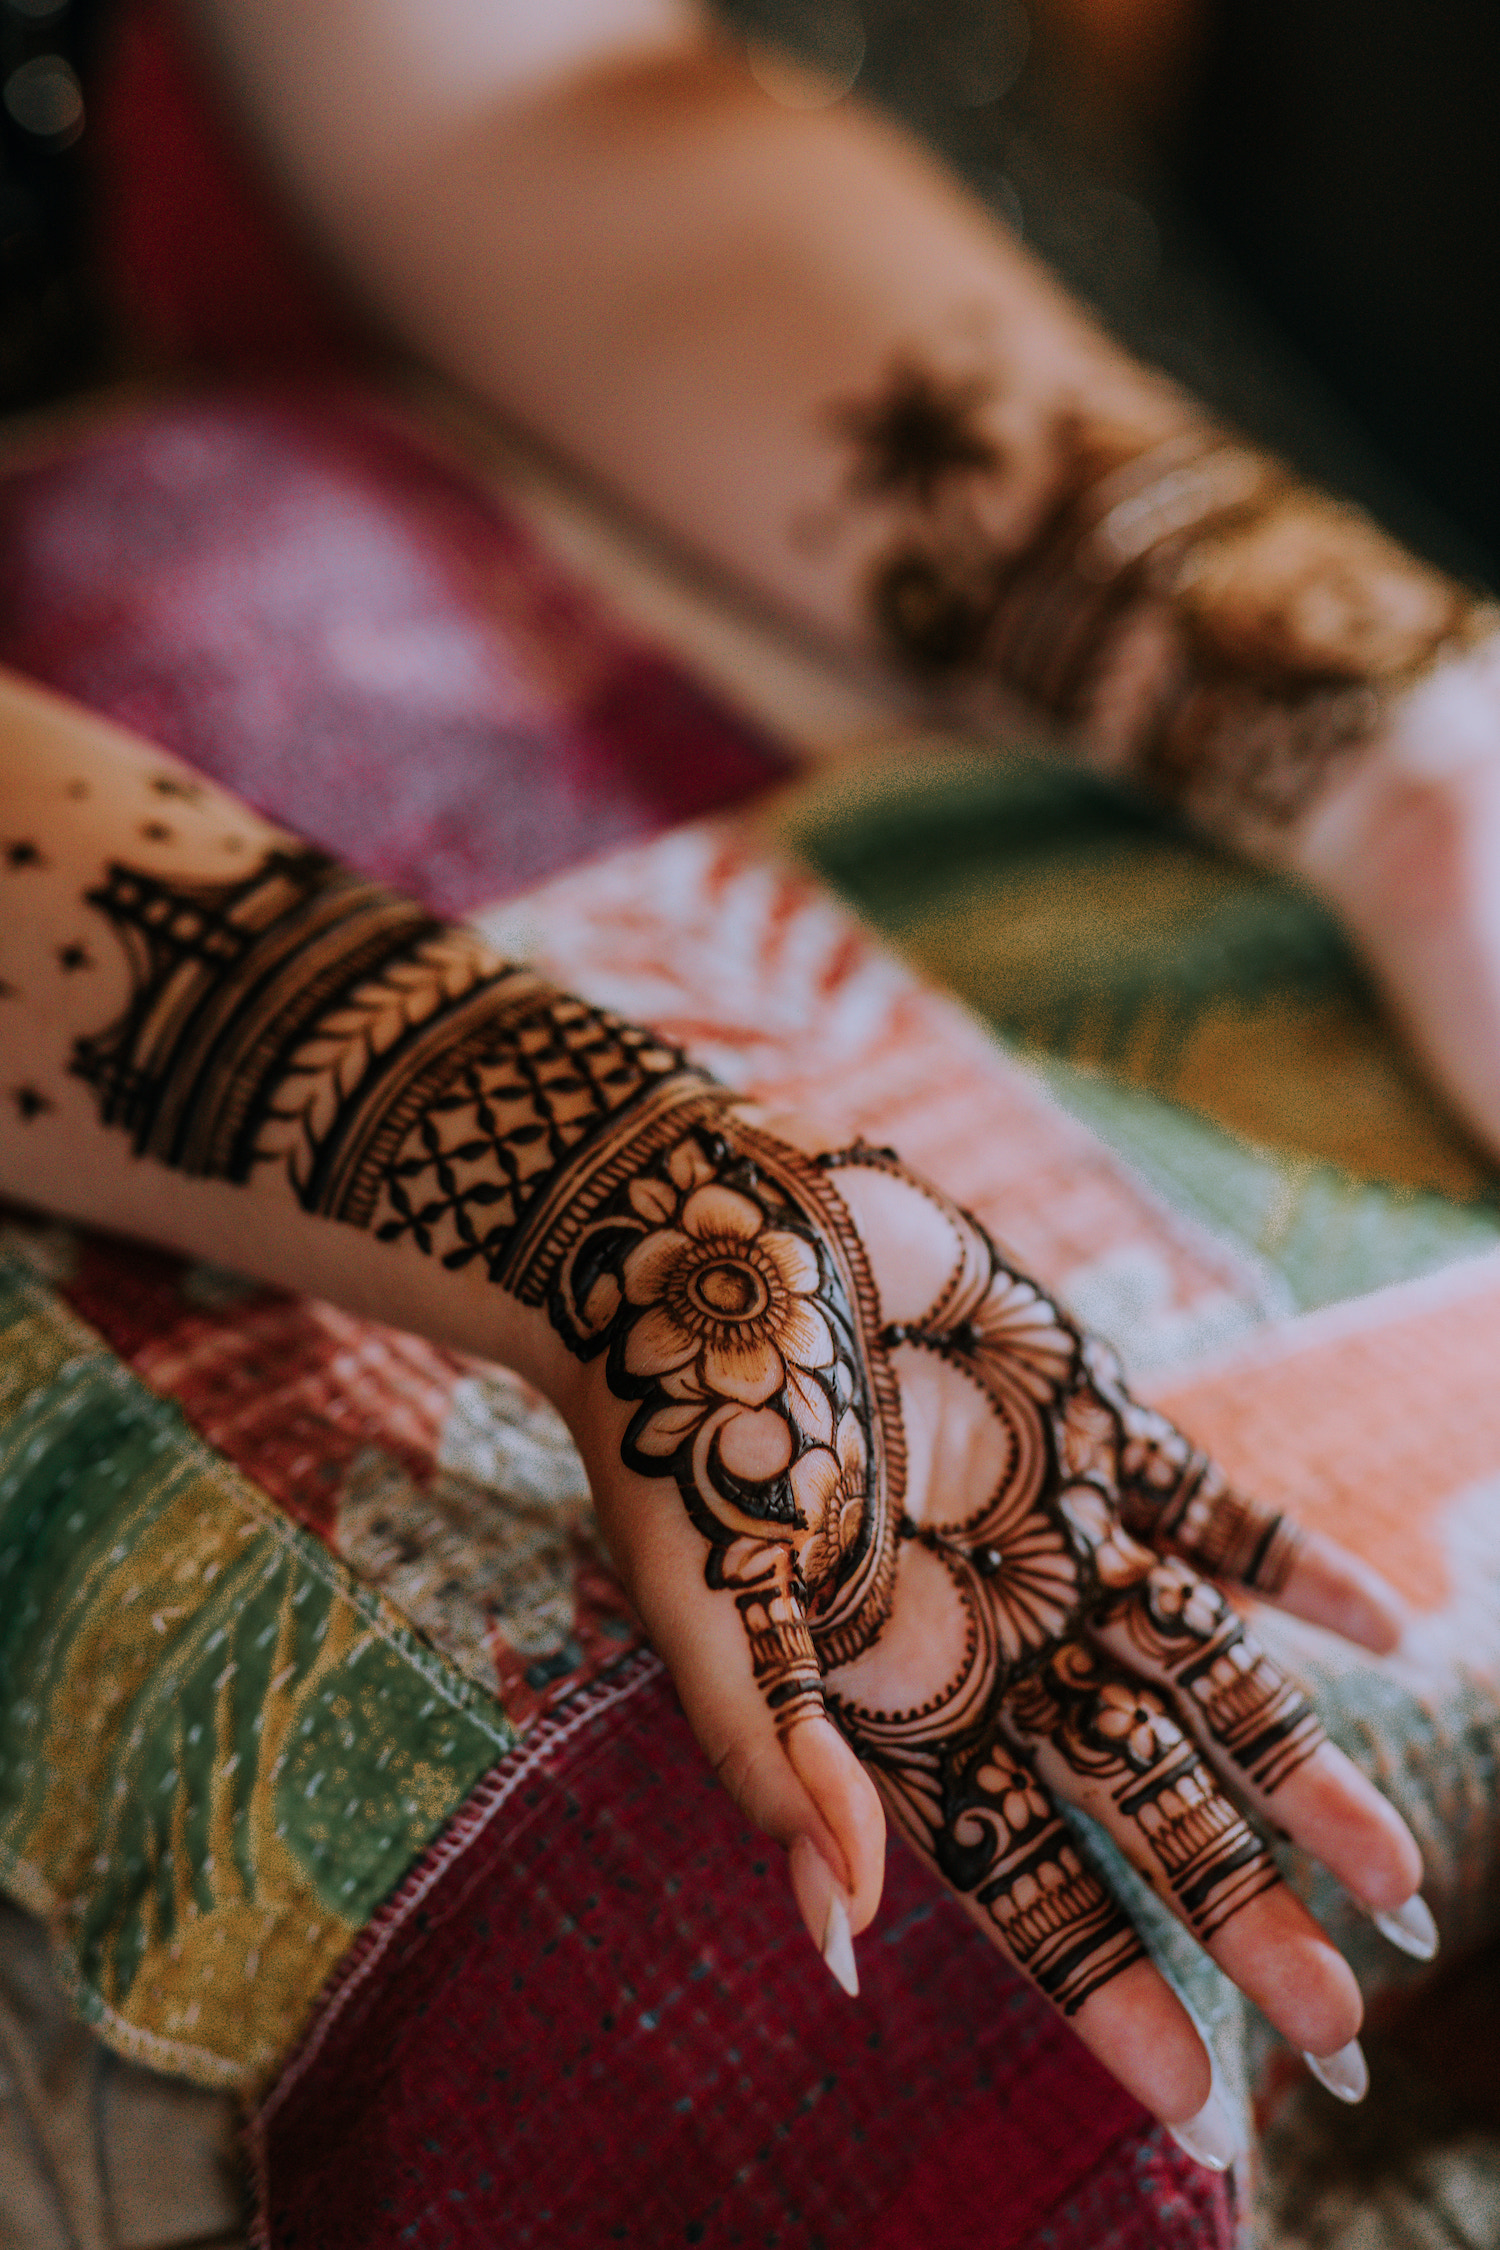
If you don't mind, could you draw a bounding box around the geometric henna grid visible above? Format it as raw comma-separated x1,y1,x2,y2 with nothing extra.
76,849,1329,2024
74,849,714,1258
825,362,1495,838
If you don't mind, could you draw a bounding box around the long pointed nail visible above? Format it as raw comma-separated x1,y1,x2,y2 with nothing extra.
1165,2089,1241,2173
788,1835,859,1998
1374,1894,1438,1961
1302,2039,1368,2104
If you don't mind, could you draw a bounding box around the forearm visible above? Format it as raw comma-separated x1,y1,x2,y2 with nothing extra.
184,6,1492,853
0,669,721,1411
182,3,1145,637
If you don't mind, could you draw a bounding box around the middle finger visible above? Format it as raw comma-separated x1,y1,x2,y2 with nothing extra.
1090,1559,1423,1919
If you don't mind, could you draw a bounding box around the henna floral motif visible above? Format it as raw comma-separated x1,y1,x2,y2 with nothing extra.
827,361,1498,843
74,842,1329,2024
546,1122,900,1728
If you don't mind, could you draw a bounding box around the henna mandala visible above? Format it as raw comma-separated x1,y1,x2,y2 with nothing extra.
812,1147,1324,2012
829,363,1498,840
75,846,1327,2021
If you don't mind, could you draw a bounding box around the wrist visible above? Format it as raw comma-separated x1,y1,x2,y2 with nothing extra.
848,383,1494,858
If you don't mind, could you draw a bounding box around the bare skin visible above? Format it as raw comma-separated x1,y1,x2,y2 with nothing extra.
0,671,1426,2156
174,0,1500,1171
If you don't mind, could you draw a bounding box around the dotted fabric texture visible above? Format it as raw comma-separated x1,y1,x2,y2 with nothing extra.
248,1665,1233,2250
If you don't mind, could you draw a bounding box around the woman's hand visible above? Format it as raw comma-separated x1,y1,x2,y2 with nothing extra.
547,1094,1429,2166
0,676,1432,2167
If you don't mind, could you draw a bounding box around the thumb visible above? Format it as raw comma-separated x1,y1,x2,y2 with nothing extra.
596,1454,887,1981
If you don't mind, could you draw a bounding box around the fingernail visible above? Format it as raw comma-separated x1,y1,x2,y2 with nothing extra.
1374,1893,1438,1961
1165,2088,1241,2173
1301,2038,1368,2104
788,1835,859,1998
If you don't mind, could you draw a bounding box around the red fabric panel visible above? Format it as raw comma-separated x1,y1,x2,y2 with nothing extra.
251,1668,1233,2250
0,390,783,913
90,0,364,370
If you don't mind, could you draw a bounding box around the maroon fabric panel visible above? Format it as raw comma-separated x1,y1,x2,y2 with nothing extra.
253,1669,1232,2250
0,391,783,915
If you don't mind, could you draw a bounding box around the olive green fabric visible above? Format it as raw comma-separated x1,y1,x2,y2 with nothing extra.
0,1258,513,2090
787,748,1500,1307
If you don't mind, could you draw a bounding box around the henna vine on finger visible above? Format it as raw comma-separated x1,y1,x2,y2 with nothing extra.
1008,1641,1283,1942
1106,1559,1325,1797
1079,1336,1307,1597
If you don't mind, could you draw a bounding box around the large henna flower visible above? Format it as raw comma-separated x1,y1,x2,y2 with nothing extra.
623,1138,837,1469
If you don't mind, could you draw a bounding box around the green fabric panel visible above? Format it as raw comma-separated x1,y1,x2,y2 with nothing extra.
790,750,1500,1302
0,1255,514,2088
1037,1058,1500,1310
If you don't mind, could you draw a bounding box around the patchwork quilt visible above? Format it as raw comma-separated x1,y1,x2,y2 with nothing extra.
3,386,1500,2249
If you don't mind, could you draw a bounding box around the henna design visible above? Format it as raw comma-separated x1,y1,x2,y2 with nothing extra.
56,943,92,973
1105,1559,1325,1797
1007,1642,1281,1943
826,362,1498,840
74,848,1325,2018
856,1706,1144,2016
71,849,706,1253
71,848,896,1730
10,1086,53,1121
1078,1335,1306,1598
3,842,44,871
543,1119,903,1727
828,358,1003,507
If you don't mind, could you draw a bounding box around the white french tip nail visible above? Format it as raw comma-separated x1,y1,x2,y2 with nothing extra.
1374,1894,1438,1961
822,1892,859,1999
1165,2089,1241,2173
1301,2039,1368,2104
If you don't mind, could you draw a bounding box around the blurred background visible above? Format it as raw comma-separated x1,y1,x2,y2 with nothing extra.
6,0,1495,584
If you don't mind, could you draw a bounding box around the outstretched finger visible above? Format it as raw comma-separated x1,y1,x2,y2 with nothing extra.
1006,1636,1366,2065
1158,1471,1407,1656
853,1710,1238,2160
1092,1560,1427,1943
